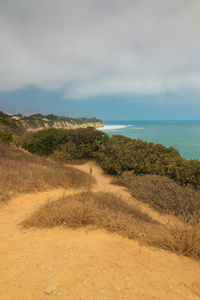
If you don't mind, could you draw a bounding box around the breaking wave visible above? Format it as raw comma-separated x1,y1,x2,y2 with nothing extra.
98,125,144,131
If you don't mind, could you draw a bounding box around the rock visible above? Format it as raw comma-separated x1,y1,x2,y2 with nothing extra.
45,284,58,294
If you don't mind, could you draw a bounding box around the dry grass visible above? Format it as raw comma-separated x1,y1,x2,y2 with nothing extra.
0,143,93,204
21,191,200,259
21,191,155,228
165,223,200,257
113,174,200,224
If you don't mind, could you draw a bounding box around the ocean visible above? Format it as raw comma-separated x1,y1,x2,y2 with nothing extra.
98,120,200,160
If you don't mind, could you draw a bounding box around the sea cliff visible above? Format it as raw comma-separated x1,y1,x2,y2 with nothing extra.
0,111,104,133
23,120,104,132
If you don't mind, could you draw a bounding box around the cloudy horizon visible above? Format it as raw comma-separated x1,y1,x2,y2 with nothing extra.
0,0,200,119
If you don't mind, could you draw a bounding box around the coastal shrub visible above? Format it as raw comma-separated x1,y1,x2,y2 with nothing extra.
97,135,200,189
22,127,108,157
0,131,13,144
97,135,180,175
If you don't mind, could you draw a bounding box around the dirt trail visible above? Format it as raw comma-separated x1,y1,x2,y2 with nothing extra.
71,160,181,226
0,162,200,300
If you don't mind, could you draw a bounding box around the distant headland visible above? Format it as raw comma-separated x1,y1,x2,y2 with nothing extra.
0,111,104,134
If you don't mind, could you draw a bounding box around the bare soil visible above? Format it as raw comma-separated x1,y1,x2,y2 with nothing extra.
0,161,200,300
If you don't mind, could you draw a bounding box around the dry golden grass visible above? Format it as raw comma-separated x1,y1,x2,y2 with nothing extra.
165,223,200,257
21,191,200,259
0,143,93,204
113,174,200,224
21,191,155,228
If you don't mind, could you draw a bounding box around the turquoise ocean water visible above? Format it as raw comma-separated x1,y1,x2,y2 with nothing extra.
98,120,200,160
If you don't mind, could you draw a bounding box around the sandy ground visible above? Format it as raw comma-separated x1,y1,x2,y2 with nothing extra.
0,161,200,300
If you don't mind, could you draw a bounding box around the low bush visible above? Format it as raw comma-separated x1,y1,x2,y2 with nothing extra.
0,131,13,144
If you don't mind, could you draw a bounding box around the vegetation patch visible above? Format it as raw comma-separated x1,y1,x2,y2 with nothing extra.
21,191,200,259
97,135,200,189
20,131,200,189
0,143,93,204
21,192,154,229
113,174,200,223
22,127,108,157
0,131,13,144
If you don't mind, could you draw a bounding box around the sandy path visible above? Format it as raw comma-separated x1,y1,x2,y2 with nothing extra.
71,160,181,226
0,162,200,299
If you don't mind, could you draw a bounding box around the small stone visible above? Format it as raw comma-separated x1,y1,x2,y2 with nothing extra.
45,284,58,294
124,277,130,281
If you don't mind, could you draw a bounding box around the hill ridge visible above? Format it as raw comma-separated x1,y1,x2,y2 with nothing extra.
0,111,104,134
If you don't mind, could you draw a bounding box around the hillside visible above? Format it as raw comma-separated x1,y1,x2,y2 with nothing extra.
0,111,104,134
0,159,200,299
0,127,200,299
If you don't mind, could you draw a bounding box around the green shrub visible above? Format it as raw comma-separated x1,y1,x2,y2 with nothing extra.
0,114,18,128
22,127,108,157
0,131,13,144
97,135,200,189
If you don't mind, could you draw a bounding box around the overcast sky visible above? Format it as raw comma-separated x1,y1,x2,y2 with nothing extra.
0,0,200,119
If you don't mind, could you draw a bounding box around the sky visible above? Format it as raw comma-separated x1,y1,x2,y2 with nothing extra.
0,0,200,120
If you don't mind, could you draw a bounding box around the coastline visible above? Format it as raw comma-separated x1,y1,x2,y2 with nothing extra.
98,120,200,160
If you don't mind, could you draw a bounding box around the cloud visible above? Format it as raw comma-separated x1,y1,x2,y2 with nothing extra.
0,0,200,102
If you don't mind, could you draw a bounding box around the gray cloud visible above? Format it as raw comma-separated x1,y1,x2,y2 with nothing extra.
0,0,200,102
